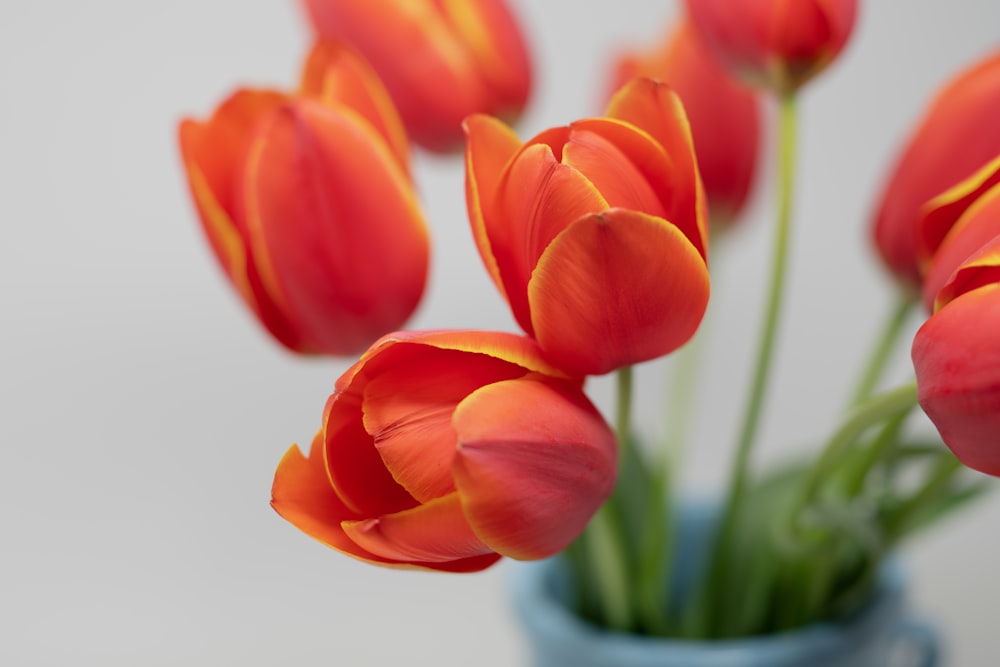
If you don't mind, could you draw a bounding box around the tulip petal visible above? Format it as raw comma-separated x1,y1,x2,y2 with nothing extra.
366,329,572,380
603,78,708,258
271,435,392,566
934,234,1000,312
913,284,1000,476
272,437,499,572
491,142,609,333
923,182,1000,311
452,375,617,560
178,90,308,351
361,346,524,502
562,127,666,219
528,208,710,375
300,39,410,174
323,390,418,517
242,99,428,355
342,493,497,565
919,154,1000,269
464,113,523,300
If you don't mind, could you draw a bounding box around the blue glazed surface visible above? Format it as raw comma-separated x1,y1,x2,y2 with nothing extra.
511,502,939,667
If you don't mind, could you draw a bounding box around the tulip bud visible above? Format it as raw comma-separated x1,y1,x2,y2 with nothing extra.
608,18,761,229
465,78,711,376
683,0,858,93
303,0,533,152
271,330,618,571
178,43,429,355
872,49,1000,292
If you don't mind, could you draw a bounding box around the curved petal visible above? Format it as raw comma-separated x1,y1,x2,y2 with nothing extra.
299,39,410,174
323,390,418,516
933,234,1000,312
361,345,525,502
178,120,255,307
463,113,523,300
491,142,609,333
271,435,395,566
242,99,429,355
452,375,617,560
561,126,666,219
923,182,1000,311
179,89,287,225
364,329,572,380
178,89,308,351
342,493,497,565
528,209,710,376
919,154,1000,270
913,284,1000,476
603,78,708,259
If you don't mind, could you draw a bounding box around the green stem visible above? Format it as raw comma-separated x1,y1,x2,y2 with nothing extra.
886,454,965,543
729,93,799,507
842,410,908,497
849,295,916,407
581,501,633,631
794,383,919,524
663,311,707,466
616,366,634,454
699,92,799,635
581,366,636,631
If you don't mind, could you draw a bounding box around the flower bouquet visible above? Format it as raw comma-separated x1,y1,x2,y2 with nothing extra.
179,0,1000,664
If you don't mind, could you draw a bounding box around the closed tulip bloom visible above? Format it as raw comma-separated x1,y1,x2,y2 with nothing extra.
912,237,1000,476
872,49,1000,291
609,19,761,229
919,156,1000,312
178,43,428,355
465,78,711,376
271,330,618,571
683,0,857,93
303,0,532,152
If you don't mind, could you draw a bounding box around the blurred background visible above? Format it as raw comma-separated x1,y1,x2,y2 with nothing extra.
2,1,998,665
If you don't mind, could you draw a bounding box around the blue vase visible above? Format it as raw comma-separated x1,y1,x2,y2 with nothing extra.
511,501,940,667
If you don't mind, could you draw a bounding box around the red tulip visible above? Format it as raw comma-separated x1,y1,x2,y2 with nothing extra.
608,19,761,229
465,78,711,376
919,156,1000,312
912,236,1000,476
303,0,532,152
178,43,428,355
271,330,618,571
683,0,858,92
872,49,1000,291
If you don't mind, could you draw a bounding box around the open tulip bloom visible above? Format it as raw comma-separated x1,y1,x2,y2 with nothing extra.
181,0,999,646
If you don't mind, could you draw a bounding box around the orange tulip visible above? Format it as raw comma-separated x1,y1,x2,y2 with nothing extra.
271,330,618,571
683,0,857,92
912,237,1000,476
178,42,428,355
465,78,710,376
872,49,1000,292
303,0,532,152
609,18,761,229
919,155,1000,312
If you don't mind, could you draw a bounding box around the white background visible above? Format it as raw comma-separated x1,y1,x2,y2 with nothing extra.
2,1,999,665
